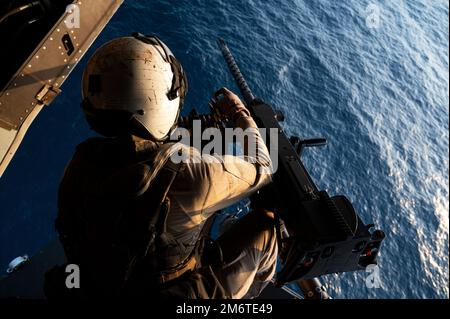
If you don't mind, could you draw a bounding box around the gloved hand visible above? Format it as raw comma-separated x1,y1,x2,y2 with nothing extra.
213,87,251,121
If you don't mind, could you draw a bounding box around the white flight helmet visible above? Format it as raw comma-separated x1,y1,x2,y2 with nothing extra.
81,33,188,141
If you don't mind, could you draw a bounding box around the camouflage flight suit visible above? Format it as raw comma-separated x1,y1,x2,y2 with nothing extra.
55,115,277,299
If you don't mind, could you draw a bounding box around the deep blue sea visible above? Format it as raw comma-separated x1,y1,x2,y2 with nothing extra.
0,0,448,299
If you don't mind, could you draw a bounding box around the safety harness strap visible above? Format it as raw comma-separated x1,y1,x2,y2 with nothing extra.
123,158,184,288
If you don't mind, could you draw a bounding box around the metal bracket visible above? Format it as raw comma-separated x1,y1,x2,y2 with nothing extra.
35,84,61,106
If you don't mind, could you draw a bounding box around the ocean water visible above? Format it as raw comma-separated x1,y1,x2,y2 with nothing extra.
0,0,448,299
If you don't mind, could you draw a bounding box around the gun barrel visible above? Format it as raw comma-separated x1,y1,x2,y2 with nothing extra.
217,38,255,105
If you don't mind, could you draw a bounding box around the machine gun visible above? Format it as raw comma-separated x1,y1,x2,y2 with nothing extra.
179,39,385,298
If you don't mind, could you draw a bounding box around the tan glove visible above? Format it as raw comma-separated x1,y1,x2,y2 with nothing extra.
213,87,251,122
